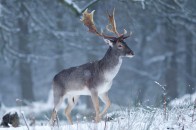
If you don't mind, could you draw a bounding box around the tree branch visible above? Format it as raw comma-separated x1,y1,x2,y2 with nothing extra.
133,0,146,9
62,0,99,15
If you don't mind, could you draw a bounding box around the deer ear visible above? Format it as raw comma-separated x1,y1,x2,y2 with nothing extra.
103,39,113,47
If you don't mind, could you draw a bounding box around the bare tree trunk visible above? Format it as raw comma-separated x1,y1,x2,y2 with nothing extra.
18,2,34,102
135,36,147,105
164,24,178,101
185,33,194,94
55,13,65,72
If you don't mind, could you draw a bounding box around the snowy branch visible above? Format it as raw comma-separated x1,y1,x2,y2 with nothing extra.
153,0,196,36
157,0,176,10
64,0,82,13
133,0,146,9
4,42,69,62
0,2,11,16
63,0,99,15
0,23,19,32
124,66,163,81
145,53,172,65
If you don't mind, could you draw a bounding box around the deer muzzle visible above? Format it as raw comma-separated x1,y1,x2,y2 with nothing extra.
126,50,134,58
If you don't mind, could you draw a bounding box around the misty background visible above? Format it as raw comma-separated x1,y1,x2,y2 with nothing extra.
0,0,195,109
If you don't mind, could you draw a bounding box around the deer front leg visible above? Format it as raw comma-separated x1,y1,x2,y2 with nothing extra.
90,91,100,122
99,93,111,118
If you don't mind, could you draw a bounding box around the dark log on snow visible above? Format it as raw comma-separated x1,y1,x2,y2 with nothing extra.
0,112,20,127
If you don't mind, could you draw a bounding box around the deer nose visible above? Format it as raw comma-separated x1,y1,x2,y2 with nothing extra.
128,50,134,56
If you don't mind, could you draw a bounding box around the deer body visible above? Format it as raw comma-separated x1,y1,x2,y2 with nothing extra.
53,47,122,96
50,9,134,125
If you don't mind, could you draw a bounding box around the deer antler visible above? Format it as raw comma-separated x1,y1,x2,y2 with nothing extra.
106,8,120,36
81,9,130,40
81,9,116,40
106,9,130,37
80,9,100,36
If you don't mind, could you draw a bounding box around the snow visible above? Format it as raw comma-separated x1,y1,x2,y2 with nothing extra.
170,93,196,107
64,0,82,13
1,92,196,129
64,0,98,14
1,106,196,130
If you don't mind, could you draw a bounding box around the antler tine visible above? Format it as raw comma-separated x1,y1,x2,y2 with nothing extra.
80,9,101,36
123,31,132,39
123,29,127,35
81,9,116,40
106,8,120,36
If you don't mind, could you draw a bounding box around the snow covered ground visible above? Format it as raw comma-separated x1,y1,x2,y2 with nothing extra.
0,106,196,130
1,92,196,130
169,93,196,107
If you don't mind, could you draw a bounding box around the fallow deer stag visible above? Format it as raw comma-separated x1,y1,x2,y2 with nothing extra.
50,9,134,125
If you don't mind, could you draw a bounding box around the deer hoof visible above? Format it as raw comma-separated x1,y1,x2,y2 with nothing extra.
95,116,101,123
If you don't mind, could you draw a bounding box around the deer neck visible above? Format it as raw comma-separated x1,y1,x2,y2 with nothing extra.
99,47,122,81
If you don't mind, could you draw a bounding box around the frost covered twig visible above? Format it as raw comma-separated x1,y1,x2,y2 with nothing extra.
44,115,50,122
21,111,30,130
192,99,196,122
154,81,167,120
16,99,30,129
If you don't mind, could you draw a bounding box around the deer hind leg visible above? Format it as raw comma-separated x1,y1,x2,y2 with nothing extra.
50,83,65,126
90,91,100,122
65,95,80,125
99,93,111,118
50,95,64,126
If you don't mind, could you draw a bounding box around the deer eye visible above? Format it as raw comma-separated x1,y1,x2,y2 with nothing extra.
118,44,123,48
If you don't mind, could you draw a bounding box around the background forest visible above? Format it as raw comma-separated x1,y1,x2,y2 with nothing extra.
0,0,195,109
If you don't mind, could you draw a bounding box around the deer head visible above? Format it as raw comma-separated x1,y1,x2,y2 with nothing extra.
81,9,134,58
